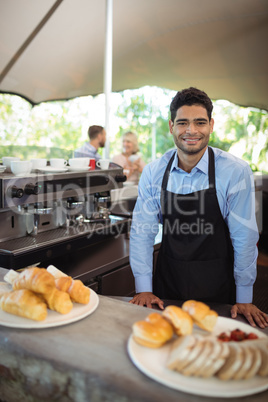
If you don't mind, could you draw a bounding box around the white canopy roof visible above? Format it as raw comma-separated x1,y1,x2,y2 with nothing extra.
1,0,268,109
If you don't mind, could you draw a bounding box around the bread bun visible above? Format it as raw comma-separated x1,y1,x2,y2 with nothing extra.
182,300,218,332
132,312,173,348
162,305,193,336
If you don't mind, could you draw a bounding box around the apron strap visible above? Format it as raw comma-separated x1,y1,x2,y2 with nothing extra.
160,151,176,213
208,146,216,189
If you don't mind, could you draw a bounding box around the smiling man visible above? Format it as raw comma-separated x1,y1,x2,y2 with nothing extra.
129,87,268,329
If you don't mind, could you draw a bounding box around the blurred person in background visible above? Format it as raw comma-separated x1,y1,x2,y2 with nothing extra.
74,125,106,160
112,131,146,184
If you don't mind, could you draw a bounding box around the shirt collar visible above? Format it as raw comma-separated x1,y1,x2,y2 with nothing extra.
171,147,209,175
87,143,97,154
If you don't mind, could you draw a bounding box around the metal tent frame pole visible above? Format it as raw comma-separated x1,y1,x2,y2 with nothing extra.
104,0,113,159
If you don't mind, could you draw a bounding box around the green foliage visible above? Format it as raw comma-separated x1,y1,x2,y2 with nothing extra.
0,90,267,172
113,91,268,172
0,145,73,161
208,132,233,152
0,94,86,159
111,89,174,163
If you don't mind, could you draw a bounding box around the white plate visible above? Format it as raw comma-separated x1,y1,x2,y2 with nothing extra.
37,167,68,173
0,288,99,329
128,317,268,398
0,165,7,172
67,166,90,172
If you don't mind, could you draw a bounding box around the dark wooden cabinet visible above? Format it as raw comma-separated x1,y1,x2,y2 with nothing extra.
101,264,135,296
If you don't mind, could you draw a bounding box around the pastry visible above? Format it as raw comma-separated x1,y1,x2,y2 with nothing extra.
55,277,90,304
162,305,193,336
182,300,218,332
0,289,47,321
41,288,73,314
12,267,56,294
132,312,174,348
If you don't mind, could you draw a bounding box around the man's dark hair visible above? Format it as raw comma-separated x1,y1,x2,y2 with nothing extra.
88,125,104,140
170,87,213,122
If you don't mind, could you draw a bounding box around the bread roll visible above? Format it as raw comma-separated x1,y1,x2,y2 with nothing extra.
182,300,218,332
132,312,174,348
0,289,47,321
41,288,73,314
162,305,193,336
55,277,90,304
12,267,56,294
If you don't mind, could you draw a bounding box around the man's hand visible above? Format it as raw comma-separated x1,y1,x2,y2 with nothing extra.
231,303,268,328
129,292,164,310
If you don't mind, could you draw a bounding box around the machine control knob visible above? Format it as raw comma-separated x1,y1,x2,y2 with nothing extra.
24,183,39,195
115,175,127,183
10,186,24,198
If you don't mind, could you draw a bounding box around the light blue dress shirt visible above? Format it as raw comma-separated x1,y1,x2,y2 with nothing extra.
130,147,259,303
74,142,101,160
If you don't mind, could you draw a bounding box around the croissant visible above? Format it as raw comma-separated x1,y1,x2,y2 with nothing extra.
13,267,56,294
55,277,90,304
0,289,47,321
41,288,73,314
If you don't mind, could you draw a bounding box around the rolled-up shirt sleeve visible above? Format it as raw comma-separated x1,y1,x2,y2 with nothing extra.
130,164,161,293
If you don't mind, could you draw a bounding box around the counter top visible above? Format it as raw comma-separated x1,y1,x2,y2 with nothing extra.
0,267,267,402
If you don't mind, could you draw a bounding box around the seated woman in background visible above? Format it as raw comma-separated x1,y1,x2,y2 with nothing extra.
112,131,146,184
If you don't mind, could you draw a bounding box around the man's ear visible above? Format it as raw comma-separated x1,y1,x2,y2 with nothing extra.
169,119,174,134
210,118,214,133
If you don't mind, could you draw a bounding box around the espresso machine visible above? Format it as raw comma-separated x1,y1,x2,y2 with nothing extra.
0,164,130,270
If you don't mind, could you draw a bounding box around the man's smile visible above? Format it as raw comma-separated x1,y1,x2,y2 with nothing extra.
182,137,202,145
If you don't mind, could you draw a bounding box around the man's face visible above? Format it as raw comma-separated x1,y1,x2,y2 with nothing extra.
99,129,106,147
169,105,214,155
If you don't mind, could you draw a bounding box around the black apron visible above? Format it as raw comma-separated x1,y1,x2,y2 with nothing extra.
153,147,235,304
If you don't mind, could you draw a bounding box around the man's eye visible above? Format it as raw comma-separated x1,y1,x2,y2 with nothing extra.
178,122,186,125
